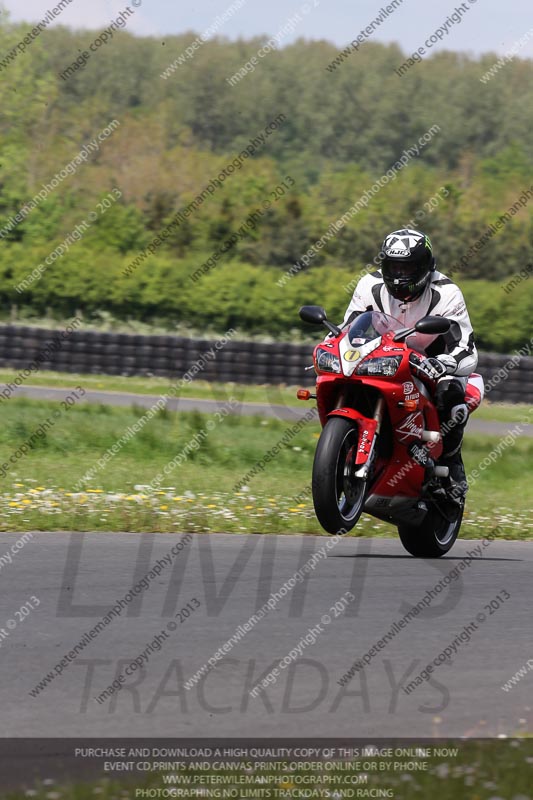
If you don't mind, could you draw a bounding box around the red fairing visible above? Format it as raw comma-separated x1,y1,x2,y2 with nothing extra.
315,373,346,427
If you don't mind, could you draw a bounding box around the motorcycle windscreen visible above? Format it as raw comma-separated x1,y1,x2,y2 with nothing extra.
405,329,444,355
347,310,404,346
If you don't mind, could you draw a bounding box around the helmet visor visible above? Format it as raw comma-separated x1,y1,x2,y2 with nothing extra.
382,259,421,280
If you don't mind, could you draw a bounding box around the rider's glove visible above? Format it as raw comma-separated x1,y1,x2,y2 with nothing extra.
420,357,449,381
412,356,452,382
432,354,458,375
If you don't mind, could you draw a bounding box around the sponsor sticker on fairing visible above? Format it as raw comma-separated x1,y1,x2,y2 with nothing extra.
396,411,424,444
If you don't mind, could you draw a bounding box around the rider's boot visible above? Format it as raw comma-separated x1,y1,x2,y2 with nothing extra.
439,414,468,501
435,378,469,502
440,449,468,501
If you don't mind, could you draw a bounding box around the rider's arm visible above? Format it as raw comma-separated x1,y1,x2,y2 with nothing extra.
438,287,478,376
322,283,368,342
343,291,366,326
342,273,378,326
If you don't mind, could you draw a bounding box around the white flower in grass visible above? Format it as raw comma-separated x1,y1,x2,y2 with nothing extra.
434,764,449,778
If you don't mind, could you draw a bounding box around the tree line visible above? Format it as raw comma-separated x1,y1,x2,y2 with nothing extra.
0,14,532,350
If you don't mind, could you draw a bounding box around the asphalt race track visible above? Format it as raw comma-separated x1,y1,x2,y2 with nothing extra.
1,531,530,738
2,383,531,739
3,383,533,437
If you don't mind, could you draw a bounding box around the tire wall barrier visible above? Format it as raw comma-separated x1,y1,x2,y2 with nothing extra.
0,325,531,404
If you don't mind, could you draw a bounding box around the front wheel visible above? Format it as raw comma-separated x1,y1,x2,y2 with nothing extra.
398,502,464,557
312,417,369,535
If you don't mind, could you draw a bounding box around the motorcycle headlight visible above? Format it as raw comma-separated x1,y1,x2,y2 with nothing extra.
315,348,342,374
356,356,402,376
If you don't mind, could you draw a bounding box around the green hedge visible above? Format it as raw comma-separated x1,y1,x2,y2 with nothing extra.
3,246,532,352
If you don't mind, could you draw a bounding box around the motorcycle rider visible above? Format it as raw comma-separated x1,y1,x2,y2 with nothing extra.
343,228,477,498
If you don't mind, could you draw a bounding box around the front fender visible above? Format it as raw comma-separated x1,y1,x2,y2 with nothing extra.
327,408,378,465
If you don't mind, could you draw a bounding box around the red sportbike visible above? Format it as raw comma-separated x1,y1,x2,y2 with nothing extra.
297,306,484,557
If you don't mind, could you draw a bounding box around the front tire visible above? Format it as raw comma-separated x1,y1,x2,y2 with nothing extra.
312,417,369,535
398,502,464,557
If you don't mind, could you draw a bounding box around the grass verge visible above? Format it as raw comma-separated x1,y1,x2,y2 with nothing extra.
0,397,531,538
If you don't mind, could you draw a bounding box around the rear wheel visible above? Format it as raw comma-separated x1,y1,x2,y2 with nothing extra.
398,501,463,557
312,417,369,534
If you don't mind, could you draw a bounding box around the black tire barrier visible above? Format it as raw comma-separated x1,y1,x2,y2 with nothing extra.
0,324,531,403
66,362,90,373
6,349,27,360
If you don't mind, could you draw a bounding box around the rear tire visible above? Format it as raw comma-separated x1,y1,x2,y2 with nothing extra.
398,502,463,557
312,417,368,535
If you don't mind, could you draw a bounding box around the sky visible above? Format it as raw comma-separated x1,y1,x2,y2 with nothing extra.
2,0,533,59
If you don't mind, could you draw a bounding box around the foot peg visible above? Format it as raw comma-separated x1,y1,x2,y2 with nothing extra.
409,444,450,480
430,486,448,501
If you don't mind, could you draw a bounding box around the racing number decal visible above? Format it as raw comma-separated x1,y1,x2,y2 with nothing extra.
344,350,361,362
